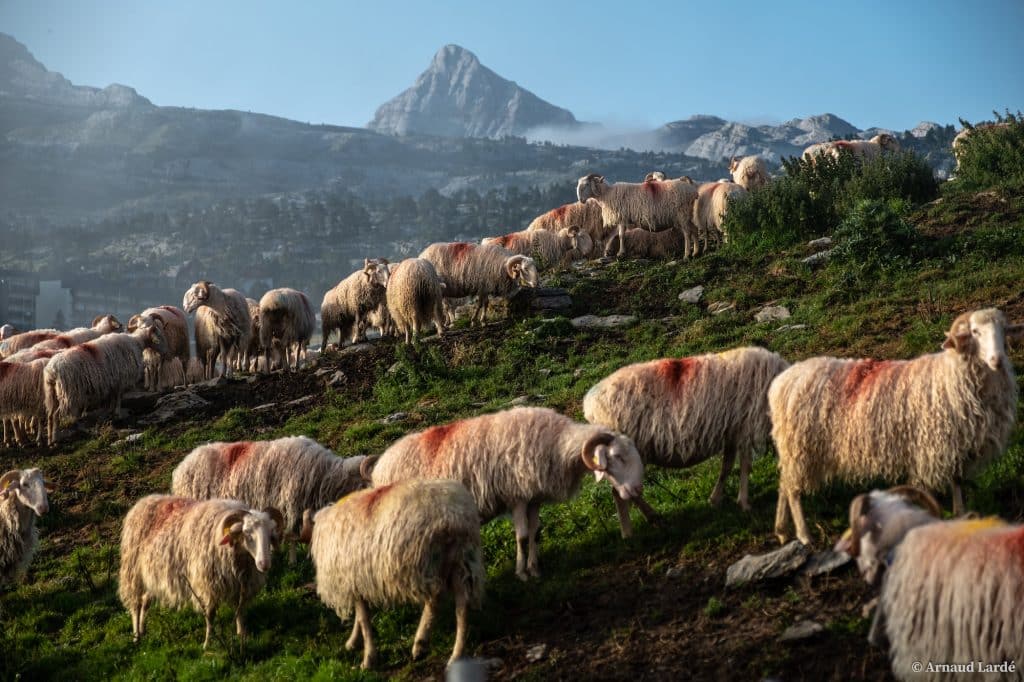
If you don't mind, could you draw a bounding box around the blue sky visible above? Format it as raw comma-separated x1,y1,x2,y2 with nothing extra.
2,0,1021,132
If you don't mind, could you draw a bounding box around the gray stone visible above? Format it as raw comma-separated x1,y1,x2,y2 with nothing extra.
382,412,408,424
776,324,808,332
802,549,852,577
708,301,735,316
570,314,637,330
807,237,833,249
779,620,824,643
802,249,835,266
532,294,572,311
725,541,811,588
755,305,791,323
326,371,347,389
573,368,585,378
286,395,315,408
665,567,684,579
338,342,374,356
525,644,548,663
507,395,530,407
538,368,552,377
678,285,704,303
314,367,334,378
140,390,210,425
253,402,278,412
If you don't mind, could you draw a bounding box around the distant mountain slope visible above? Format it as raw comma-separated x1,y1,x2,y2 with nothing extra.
367,44,578,138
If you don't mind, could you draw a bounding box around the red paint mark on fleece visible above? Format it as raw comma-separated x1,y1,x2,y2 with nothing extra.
222,442,254,469
449,243,475,261
0,362,16,381
833,140,855,150
644,181,662,198
76,343,103,363
552,204,570,221
842,359,896,402
149,498,197,536
655,358,699,391
358,484,395,516
1003,526,1024,566
419,421,462,468
18,332,53,347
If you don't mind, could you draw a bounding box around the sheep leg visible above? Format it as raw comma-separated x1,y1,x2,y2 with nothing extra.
611,487,634,539
526,501,542,578
774,486,792,545
136,593,151,642
788,490,813,545
449,586,470,665
355,598,376,669
615,223,627,258
345,616,362,650
411,597,438,660
737,449,753,511
235,591,248,640
951,480,964,516
512,501,530,581
709,445,737,507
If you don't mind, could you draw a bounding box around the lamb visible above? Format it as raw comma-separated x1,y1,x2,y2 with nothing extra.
43,324,168,446
692,181,748,248
418,242,538,326
837,487,1024,681
1,468,51,588
728,155,770,191
602,225,686,259
307,480,484,669
320,260,391,347
370,406,644,580
259,288,316,372
127,306,190,391
182,281,251,377
583,347,790,537
770,309,1021,545
1,354,57,447
118,494,282,648
482,226,593,267
576,173,700,259
170,436,368,561
0,315,122,358
526,198,611,247
384,258,446,345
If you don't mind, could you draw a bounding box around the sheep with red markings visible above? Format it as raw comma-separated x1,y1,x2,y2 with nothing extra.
1,351,58,447
242,297,261,372
770,309,1021,546
182,281,251,378
384,258,446,345
418,242,538,326
576,173,700,258
693,181,748,248
526,198,610,247
370,406,644,581
728,155,770,191
802,134,901,163
127,306,190,391
321,260,391,348
602,225,686,259
260,288,315,372
1,468,51,588
306,479,484,669
583,347,790,537
118,494,282,649
0,315,122,358
482,226,593,267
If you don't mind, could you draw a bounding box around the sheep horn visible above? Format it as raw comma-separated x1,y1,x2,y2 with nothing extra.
581,432,615,472
0,470,20,492
359,455,378,484
90,315,105,327
505,255,527,278
298,509,314,544
842,492,872,558
219,510,246,546
886,485,943,518
126,314,143,333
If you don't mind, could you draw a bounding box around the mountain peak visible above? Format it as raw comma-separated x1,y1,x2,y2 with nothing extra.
368,45,577,138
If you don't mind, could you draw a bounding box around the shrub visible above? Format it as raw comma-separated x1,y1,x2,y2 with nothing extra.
953,111,1024,193
829,198,921,282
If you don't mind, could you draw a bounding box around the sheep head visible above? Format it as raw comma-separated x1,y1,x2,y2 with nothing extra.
0,468,51,517
576,173,606,203
362,259,390,289
183,281,214,313
134,320,170,357
581,431,644,501
219,508,275,574
872,133,900,152
0,324,15,341
91,315,123,333
505,255,538,288
942,308,1009,370
643,171,666,182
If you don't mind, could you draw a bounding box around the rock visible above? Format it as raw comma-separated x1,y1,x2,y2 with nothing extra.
802,249,834,266
200,375,228,388
140,390,210,425
525,644,548,663
507,395,530,407
776,324,807,332
286,395,315,408
482,657,504,671
570,314,637,330
755,305,791,323
802,549,852,577
382,412,408,424
531,287,573,312
665,567,684,579
314,367,334,378
725,541,811,588
779,620,824,643
538,368,552,377
338,342,374,356
807,237,833,249
325,371,347,388
573,368,585,378
678,285,704,303
447,658,490,682
253,402,278,412
708,302,735,316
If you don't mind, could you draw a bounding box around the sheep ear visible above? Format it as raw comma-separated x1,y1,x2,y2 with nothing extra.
887,485,943,517
839,492,872,558
942,330,972,352
0,470,20,493
220,512,245,545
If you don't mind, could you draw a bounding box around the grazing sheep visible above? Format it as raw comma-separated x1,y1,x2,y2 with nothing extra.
127,306,190,391
1,315,122,358
583,347,790,537
728,156,770,191
371,406,644,580
1,468,51,588
693,181,748,248
1,353,57,446
418,243,538,326
802,134,901,163
321,260,391,347
43,324,168,446
576,173,700,259
182,281,251,378
770,309,1021,545
118,495,282,648
308,480,484,669
602,225,686,259
170,436,368,561
385,258,446,345
526,198,610,247
260,288,316,372
482,226,593,267
837,487,1024,681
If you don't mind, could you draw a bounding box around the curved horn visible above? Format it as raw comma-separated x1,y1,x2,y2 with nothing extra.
219,510,246,546
359,455,378,484
126,314,143,333
0,470,20,492
505,255,527,279
581,432,615,472
886,485,943,518
90,315,106,327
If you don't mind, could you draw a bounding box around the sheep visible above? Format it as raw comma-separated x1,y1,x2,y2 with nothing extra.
1,354,57,447
242,298,261,372
602,225,686,259
583,347,790,537
170,436,368,562
0,324,15,341
837,487,1024,681
192,306,235,380
693,181,749,248
1,468,51,588
952,121,1013,169
182,281,251,377
321,260,391,348
576,173,700,259
643,171,666,182
418,242,538,326
307,479,484,669
127,306,190,391
43,324,168,446
118,494,282,649
482,226,593,267
728,155,770,191
385,258,446,345
0,315,122,358
526,198,611,247
770,309,1021,546
260,288,316,372
370,406,644,581
802,134,901,163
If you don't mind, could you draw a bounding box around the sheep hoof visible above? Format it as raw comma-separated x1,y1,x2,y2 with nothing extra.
528,566,542,579
412,640,428,659
775,532,790,545
515,570,529,582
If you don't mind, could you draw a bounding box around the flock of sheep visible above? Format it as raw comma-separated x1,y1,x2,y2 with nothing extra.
2,132,1023,680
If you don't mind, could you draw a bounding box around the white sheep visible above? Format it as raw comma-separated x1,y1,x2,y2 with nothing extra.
802,134,901,163
418,242,538,326
242,297,262,372
693,181,748,248
118,494,282,648
127,306,190,391
192,306,234,380
1,468,51,588
583,347,790,537
321,260,391,347
0,324,15,341
1,353,57,447
576,173,700,259
482,226,593,266
728,156,770,191
526,198,612,248
0,315,122,358
770,309,1021,545
182,281,251,378
370,406,644,580
259,288,315,372
384,258,446,345
952,121,1012,169
307,479,484,669
170,436,368,561
43,324,168,445
601,225,686,259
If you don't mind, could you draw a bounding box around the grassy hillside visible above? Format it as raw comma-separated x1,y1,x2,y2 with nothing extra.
2,130,1023,680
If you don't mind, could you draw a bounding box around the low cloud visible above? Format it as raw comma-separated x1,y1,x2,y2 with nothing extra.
524,122,671,152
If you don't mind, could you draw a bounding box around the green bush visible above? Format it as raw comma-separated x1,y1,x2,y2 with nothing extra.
829,198,921,281
953,111,1024,193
